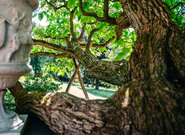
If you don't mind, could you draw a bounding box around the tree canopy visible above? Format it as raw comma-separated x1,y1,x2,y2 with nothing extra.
31,0,135,79
30,0,184,85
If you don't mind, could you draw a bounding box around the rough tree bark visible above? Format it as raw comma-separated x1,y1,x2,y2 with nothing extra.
9,0,185,134
32,38,128,86
71,45,128,86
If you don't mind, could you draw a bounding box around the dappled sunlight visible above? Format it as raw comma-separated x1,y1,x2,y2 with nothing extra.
41,92,56,106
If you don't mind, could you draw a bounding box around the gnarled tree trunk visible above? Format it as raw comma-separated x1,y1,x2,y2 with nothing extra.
9,0,185,134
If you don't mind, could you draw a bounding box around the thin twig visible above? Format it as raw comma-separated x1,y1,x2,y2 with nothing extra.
86,28,100,50
78,23,86,41
30,52,71,58
80,36,116,48
45,0,69,11
70,6,78,39
44,35,67,40
33,39,72,53
79,0,116,25
170,2,184,10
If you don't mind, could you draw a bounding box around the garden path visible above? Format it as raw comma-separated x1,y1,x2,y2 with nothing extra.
60,83,106,100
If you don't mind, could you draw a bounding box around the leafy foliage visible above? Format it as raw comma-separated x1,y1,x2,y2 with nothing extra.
31,0,135,76
4,90,16,111
163,0,185,29
20,74,61,92
31,0,184,79
45,58,74,76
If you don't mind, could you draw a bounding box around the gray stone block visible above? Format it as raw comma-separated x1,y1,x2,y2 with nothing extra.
0,115,28,135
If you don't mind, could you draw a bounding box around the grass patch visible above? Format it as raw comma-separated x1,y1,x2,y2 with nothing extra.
72,82,116,98
85,88,115,98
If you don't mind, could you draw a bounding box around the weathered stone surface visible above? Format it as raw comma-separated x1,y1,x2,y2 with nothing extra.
0,0,38,89
0,115,28,135
0,0,38,133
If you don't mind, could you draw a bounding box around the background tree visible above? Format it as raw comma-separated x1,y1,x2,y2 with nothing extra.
30,56,42,76
10,0,185,134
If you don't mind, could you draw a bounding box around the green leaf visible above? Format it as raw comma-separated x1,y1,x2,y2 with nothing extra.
38,13,44,21
114,52,125,61
32,14,37,18
67,0,76,9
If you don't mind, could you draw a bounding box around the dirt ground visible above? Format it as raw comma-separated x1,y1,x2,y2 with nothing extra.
59,83,106,100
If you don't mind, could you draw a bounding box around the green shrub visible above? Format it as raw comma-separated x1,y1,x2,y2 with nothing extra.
4,90,16,111
21,74,61,92
4,74,61,111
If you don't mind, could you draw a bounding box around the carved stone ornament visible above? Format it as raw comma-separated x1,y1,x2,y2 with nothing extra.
0,0,38,133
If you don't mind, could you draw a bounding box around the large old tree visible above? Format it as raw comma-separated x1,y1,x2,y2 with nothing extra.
10,0,185,134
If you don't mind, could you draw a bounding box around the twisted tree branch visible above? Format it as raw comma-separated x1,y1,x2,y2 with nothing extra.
70,7,78,39
32,38,128,85
33,39,72,53
30,52,71,58
86,28,100,50
80,36,115,48
45,0,69,11
78,23,86,41
79,0,116,25
170,2,185,10
44,35,67,40
104,0,109,19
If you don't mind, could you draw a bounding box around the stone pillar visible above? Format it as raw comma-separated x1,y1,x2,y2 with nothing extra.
0,0,38,134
